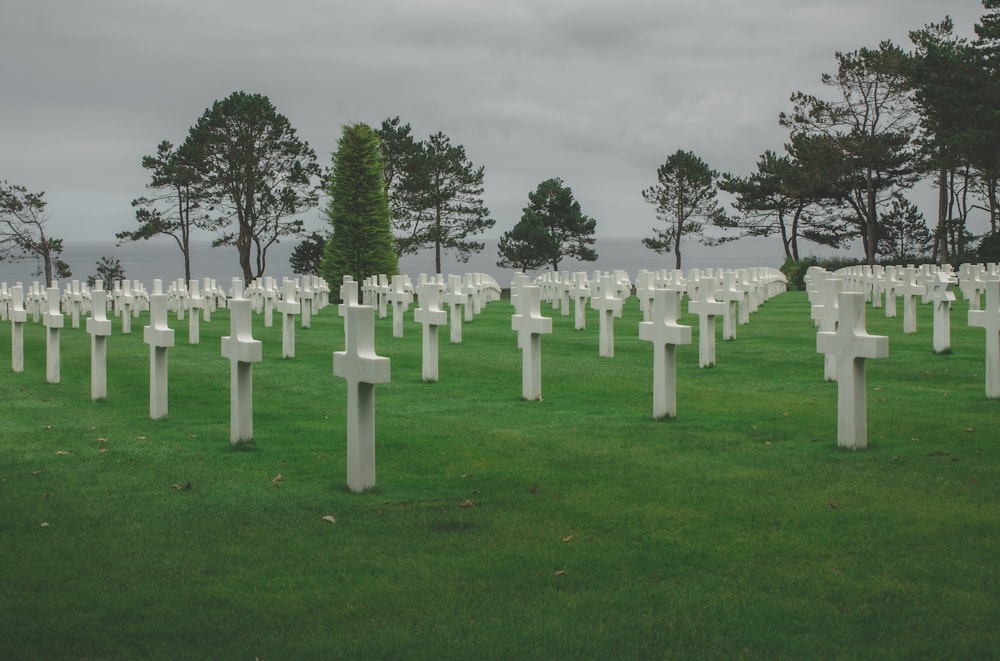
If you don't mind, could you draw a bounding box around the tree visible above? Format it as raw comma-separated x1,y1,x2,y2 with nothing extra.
878,194,932,262
780,42,919,265
290,231,328,276
496,213,557,272
182,91,322,282
0,181,71,284
375,116,424,240
719,148,849,261
497,178,597,272
320,123,398,287
118,140,216,284
86,256,126,291
640,150,727,269
394,131,494,273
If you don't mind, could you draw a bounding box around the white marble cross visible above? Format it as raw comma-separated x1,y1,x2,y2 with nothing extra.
442,275,467,344
922,271,956,353
118,280,135,334
570,272,590,331
86,289,112,400
817,291,889,450
221,279,263,445
278,278,300,359
414,281,448,382
143,293,175,419
591,275,623,357
717,271,742,341
333,302,391,493
387,275,413,338
9,285,26,373
638,288,692,418
969,279,1000,398
512,285,553,400
187,279,203,344
42,287,64,384
337,276,359,348
811,275,843,381
897,267,925,334
688,280,727,368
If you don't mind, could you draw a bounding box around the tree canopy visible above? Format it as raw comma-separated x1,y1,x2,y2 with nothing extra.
320,123,398,287
497,178,597,272
183,91,322,282
641,150,727,270
0,181,71,284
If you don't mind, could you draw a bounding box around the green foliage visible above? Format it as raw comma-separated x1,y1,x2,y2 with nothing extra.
320,123,398,286
120,140,217,284
975,231,1000,262
641,150,727,269
0,181,71,284
879,194,932,262
781,42,919,265
779,257,818,291
290,231,328,276
86,256,125,290
497,178,597,272
381,127,494,273
183,91,322,282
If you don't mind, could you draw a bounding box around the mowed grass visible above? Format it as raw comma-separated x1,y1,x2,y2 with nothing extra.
0,287,997,660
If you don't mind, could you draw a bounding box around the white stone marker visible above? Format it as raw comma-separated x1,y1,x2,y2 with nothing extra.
570,272,590,330
387,275,413,338
638,288,692,418
333,302,390,493
969,279,1000,398
118,280,135,334
414,281,448,382
443,275,466,344
143,293,175,419
299,278,314,329
897,267,925,334
338,276,358,348
187,279,203,344
10,285,26,373
42,287,63,384
717,271,742,341
688,281,727,368
278,278,300,359
922,271,956,353
86,289,112,400
811,275,843,381
512,285,553,401
221,279,263,445
592,275,623,357
817,292,889,450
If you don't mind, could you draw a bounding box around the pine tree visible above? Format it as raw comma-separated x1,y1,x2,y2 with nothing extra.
321,123,398,287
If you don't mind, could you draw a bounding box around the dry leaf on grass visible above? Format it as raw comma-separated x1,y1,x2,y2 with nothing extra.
459,499,474,508
272,474,283,485
135,436,147,441
55,451,73,456
40,522,49,528
321,515,336,524
562,534,574,543
554,568,567,576
171,482,193,491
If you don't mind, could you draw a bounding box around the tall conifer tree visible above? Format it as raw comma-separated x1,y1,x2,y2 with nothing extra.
321,123,398,287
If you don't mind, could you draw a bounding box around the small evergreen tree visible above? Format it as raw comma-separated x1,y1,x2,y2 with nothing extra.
321,123,398,287
86,256,126,291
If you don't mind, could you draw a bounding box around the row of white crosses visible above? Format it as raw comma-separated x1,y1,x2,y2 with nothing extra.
808,263,1000,399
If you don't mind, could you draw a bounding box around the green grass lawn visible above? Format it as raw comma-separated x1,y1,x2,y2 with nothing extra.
1,289,997,660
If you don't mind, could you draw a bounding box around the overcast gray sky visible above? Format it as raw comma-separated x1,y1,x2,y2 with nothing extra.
0,0,988,249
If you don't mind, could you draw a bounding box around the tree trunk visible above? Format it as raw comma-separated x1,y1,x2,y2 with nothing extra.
936,168,949,264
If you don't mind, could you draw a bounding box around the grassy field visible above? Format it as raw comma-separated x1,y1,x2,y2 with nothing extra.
1,287,997,660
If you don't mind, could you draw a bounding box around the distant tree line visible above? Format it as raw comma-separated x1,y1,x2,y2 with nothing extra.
5,3,1000,280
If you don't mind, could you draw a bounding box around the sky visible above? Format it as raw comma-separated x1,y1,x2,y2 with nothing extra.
0,0,989,253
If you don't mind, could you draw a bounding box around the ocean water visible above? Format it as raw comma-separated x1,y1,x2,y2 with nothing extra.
0,236,784,290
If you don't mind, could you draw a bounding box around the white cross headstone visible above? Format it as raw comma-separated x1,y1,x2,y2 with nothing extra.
143,293,175,419
414,281,448,382
187,279,203,344
278,278,300,359
338,276,359,348
9,285,26,373
387,275,413,338
688,280,727,368
443,275,466,344
969,279,1000,399
811,275,843,381
638,288,692,418
897,267,925,334
817,291,889,450
42,287,64,384
512,285,553,401
333,302,391,493
86,289,112,400
221,279,263,445
570,272,590,331
922,271,956,353
299,277,314,329
717,272,742,341
591,275,622,357
118,280,135,334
